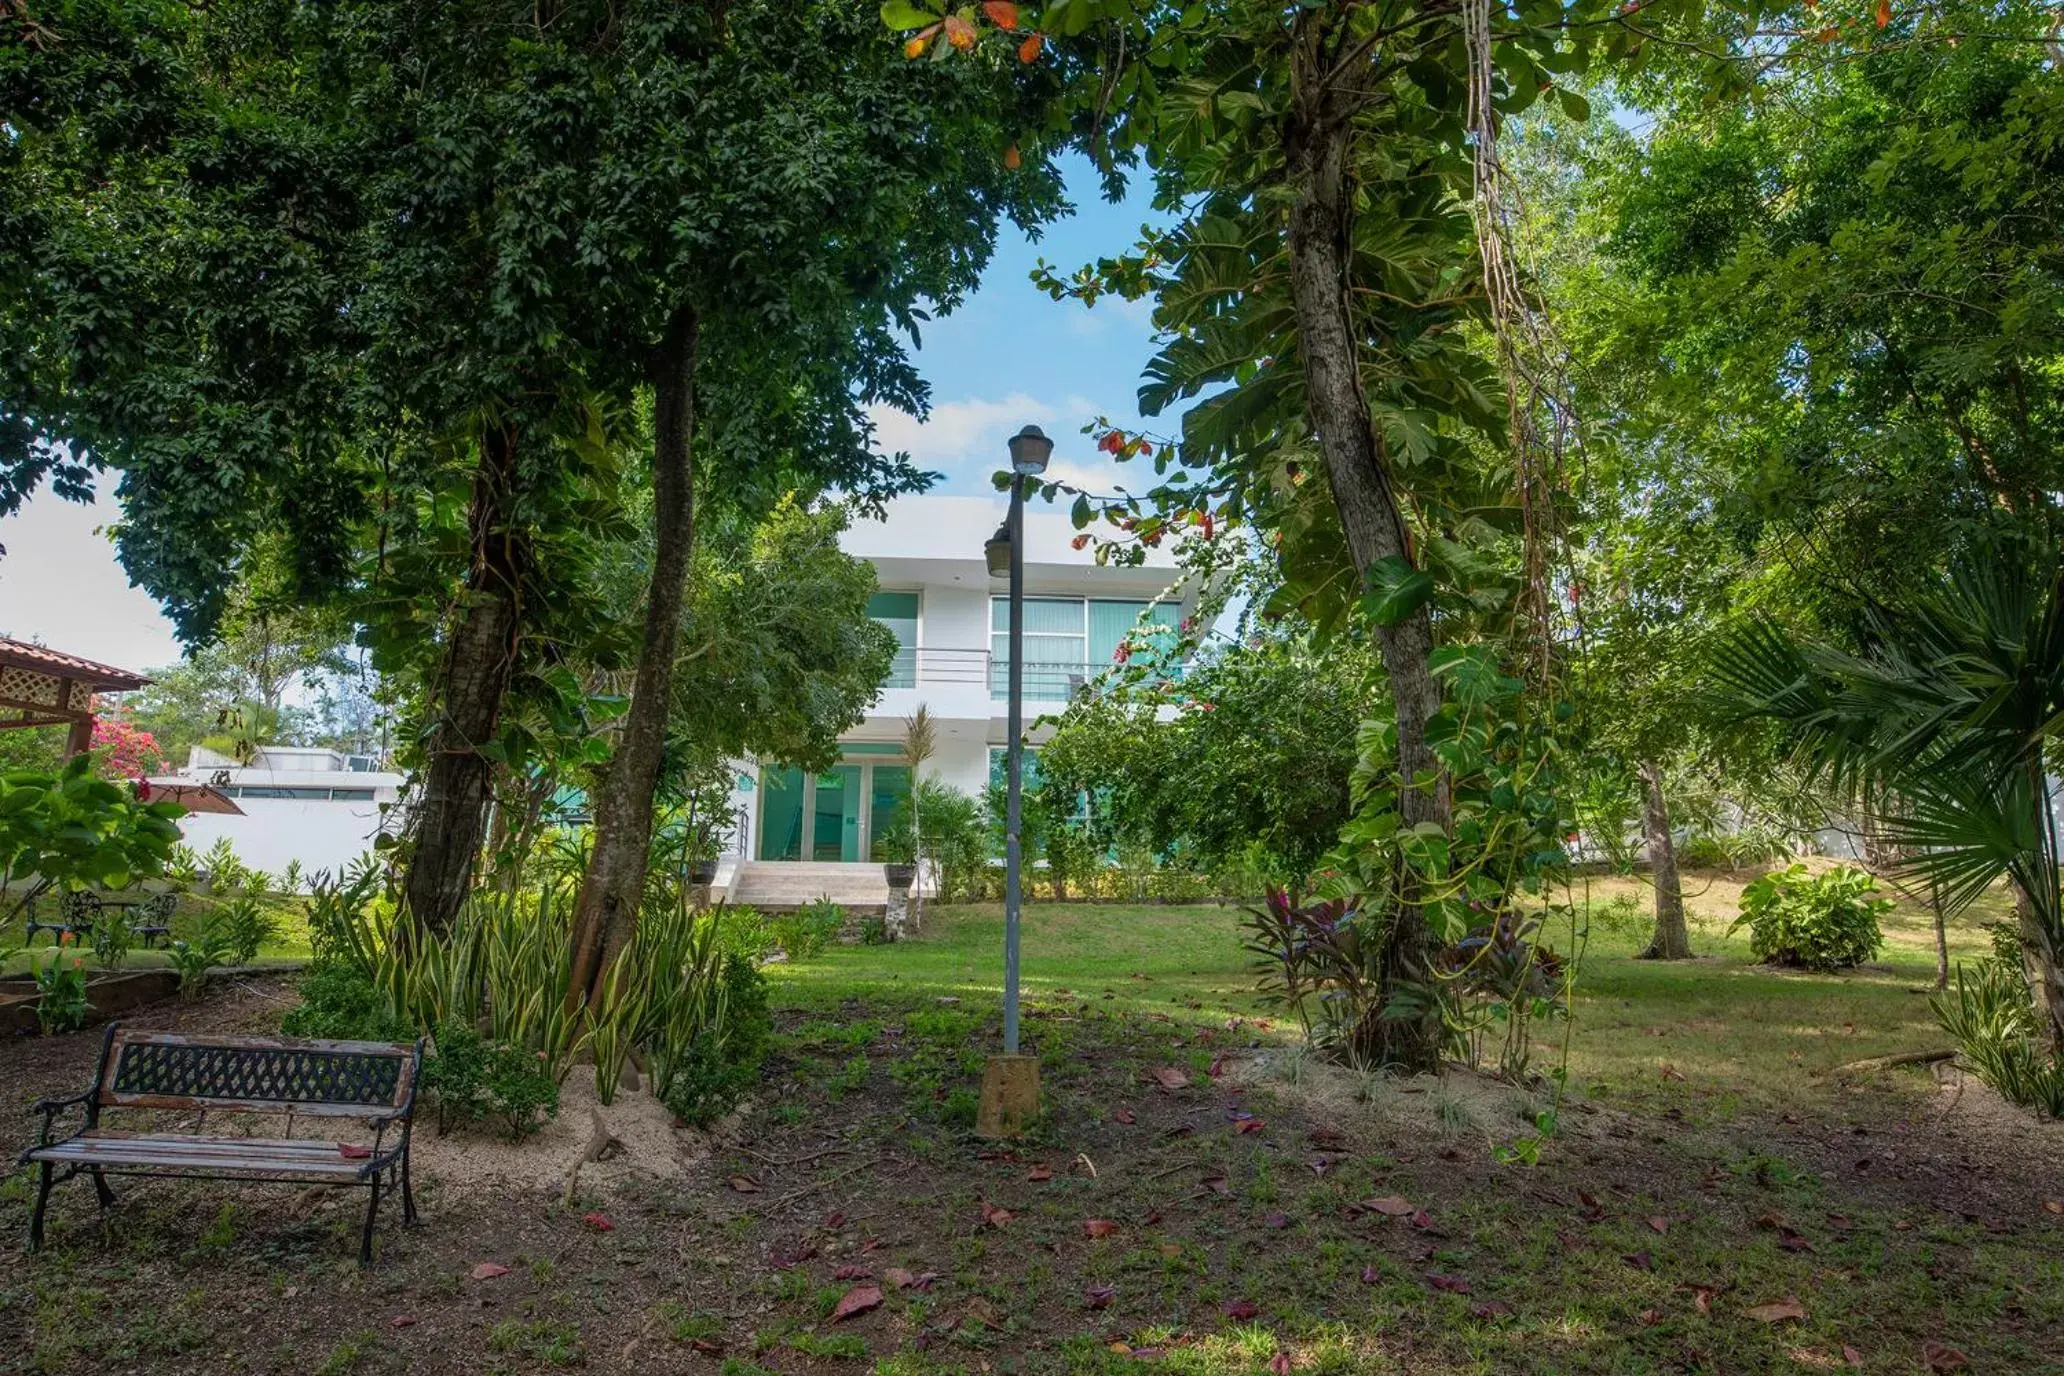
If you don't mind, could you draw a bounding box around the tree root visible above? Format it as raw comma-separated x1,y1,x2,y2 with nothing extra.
1825,1048,1957,1076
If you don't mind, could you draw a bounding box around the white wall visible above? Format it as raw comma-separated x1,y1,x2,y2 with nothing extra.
177,800,388,885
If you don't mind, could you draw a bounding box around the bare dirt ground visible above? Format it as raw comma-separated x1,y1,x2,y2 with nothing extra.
3,974,2062,1375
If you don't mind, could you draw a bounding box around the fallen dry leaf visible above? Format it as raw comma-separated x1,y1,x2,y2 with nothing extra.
981,1201,1013,1228
1471,1300,1516,1320
2045,1199,2064,1215
831,1285,884,1322
1365,1195,1416,1217
1149,1066,1191,1090
1221,1298,1261,1320
337,1143,372,1160
1360,1265,1381,1284
1114,1107,1137,1124
1622,1251,1653,1271
582,1212,615,1232
1843,1344,1865,1367
1922,1341,1970,1371
1202,1173,1232,1196
1647,1216,1669,1235
1262,1211,1290,1230
884,1267,916,1290
1639,1308,1661,1326
1681,1283,1719,1314
727,1175,762,1194
1267,1351,1292,1376
390,1316,418,1329
1084,1218,1120,1238
1084,1284,1116,1310
469,1262,510,1281
964,1297,1003,1329
1744,1297,1808,1324
1234,1118,1266,1135
1028,1163,1053,1182
833,1265,870,1280
1425,1273,1472,1294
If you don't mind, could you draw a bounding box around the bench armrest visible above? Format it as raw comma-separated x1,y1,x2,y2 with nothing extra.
24,1090,94,1156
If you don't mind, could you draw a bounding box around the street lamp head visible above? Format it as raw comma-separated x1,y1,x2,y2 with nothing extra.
985,522,1012,579
1007,424,1053,477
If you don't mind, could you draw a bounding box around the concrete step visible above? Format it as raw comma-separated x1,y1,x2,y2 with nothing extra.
728,861,891,912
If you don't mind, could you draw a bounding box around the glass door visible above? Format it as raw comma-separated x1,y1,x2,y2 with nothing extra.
867,766,911,861
759,766,805,860
812,765,862,861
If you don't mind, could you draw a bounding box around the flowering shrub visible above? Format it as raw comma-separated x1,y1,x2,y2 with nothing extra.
90,713,164,781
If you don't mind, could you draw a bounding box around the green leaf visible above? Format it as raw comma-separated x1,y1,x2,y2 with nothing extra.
1361,556,1436,627
879,1,941,29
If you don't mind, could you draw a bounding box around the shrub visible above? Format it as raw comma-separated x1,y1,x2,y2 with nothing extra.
660,953,770,1127
1589,893,1647,940
1729,863,1887,971
282,963,416,1042
1933,956,2064,1118
216,895,279,966
33,942,90,1035
89,910,134,973
168,928,237,999
772,898,843,959
422,1022,560,1139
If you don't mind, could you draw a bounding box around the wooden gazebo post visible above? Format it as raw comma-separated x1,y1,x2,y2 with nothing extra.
0,638,150,760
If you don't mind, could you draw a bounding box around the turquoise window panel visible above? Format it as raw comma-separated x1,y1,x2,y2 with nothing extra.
812,765,862,862
759,766,805,861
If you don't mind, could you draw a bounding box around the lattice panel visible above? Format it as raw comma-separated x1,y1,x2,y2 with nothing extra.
69,682,93,712
113,1042,403,1107
0,665,60,708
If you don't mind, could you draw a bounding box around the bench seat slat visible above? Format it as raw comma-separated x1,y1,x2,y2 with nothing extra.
28,1130,373,1178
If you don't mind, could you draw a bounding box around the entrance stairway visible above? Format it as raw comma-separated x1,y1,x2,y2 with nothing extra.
724,861,889,913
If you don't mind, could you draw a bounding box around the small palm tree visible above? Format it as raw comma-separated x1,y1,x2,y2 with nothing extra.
1710,550,2064,1053
903,705,936,930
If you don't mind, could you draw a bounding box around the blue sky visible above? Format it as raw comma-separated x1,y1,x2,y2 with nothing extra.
0,156,1168,673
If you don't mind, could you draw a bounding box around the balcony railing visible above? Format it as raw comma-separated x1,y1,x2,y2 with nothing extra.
878,647,991,692
989,659,1097,702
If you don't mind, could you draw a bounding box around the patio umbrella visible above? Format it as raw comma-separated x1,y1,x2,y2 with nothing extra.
141,779,244,815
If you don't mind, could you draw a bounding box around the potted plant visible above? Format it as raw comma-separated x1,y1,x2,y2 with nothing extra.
878,827,918,891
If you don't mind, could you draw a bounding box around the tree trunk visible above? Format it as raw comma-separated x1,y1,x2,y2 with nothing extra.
1930,881,1949,993
2011,877,2064,1057
402,420,529,936
565,305,700,1010
1637,760,1691,960
1284,21,1446,1073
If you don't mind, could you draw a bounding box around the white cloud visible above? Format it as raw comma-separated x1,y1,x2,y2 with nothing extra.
0,474,183,672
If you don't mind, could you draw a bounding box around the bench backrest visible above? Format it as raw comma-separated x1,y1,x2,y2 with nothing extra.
92,1026,420,1118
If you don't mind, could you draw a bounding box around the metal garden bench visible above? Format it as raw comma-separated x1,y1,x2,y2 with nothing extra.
22,1024,424,1264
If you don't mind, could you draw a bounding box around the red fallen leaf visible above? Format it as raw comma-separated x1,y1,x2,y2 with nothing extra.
390,1316,418,1329
1623,1251,1653,1271
1471,1300,1515,1319
1084,1284,1116,1310
1017,31,1044,62
1827,1214,1853,1230
1028,1164,1054,1182
1779,1229,1815,1253
1576,1190,1606,1218
1221,1298,1261,1320
1268,1351,1292,1376
1843,1345,1865,1367
981,1201,1013,1228
1359,1266,1381,1284
831,1284,884,1322
860,1236,883,1252
1647,1216,1669,1235
1681,1283,1719,1314
691,1337,724,1355
469,1262,510,1281
884,1267,916,1289
582,1211,615,1232
833,1265,871,1280
337,1143,372,1160
908,1272,941,1291
1408,1211,1435,1231
1209,1053,1230,1078
823,1210,845,1229
1744,1297,1808,1324
1114,1107,1137,1124
1425,1273,1472,1294
1084,1218,1120,1238
980,0,1019,28
1149,1066,1191,1090
728,1175,762,1193
1364,1195,1415,1217
1234,1119,1266,1135
1262,1211,1290,1229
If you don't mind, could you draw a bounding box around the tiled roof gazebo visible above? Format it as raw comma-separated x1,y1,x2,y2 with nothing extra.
0,636,150,757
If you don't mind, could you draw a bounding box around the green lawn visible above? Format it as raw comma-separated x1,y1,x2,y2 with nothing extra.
1,892,312,978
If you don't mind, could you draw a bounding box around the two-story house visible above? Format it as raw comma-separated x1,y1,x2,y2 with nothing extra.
719,494,1189,908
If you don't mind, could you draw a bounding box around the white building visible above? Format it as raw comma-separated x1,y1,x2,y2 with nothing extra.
175,745,403,884
719,494,1192,905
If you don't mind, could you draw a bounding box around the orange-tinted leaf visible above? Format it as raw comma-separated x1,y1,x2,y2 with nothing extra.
1234,1118,1265,1135
831,1284,884,1322
982,1201,1013,1228
1874,0,1890,25
1028,1163,1053,1181
1003,143,1021,170
1084,1218,1120,1238
728,1175,762,1193
1365,1195,1415,1217
1744,1297,1807,1324
1817,24,1840,39
944,14,976,49
1018,31,1044,63
904,34,928,58
469,1262,510,1281
981,1,1020,28
582,1212,615,1232
1071,533,1092,551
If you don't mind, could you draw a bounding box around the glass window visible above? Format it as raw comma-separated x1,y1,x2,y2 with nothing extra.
992,597,1088,700
759,766,805,861
812,766,862,862
867,765,910,861
870,591,919,689
329,788,376,802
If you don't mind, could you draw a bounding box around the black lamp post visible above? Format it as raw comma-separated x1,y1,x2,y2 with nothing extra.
976,424,1050,1135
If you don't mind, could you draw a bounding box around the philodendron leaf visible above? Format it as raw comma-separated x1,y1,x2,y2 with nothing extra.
1362,556,1436,626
